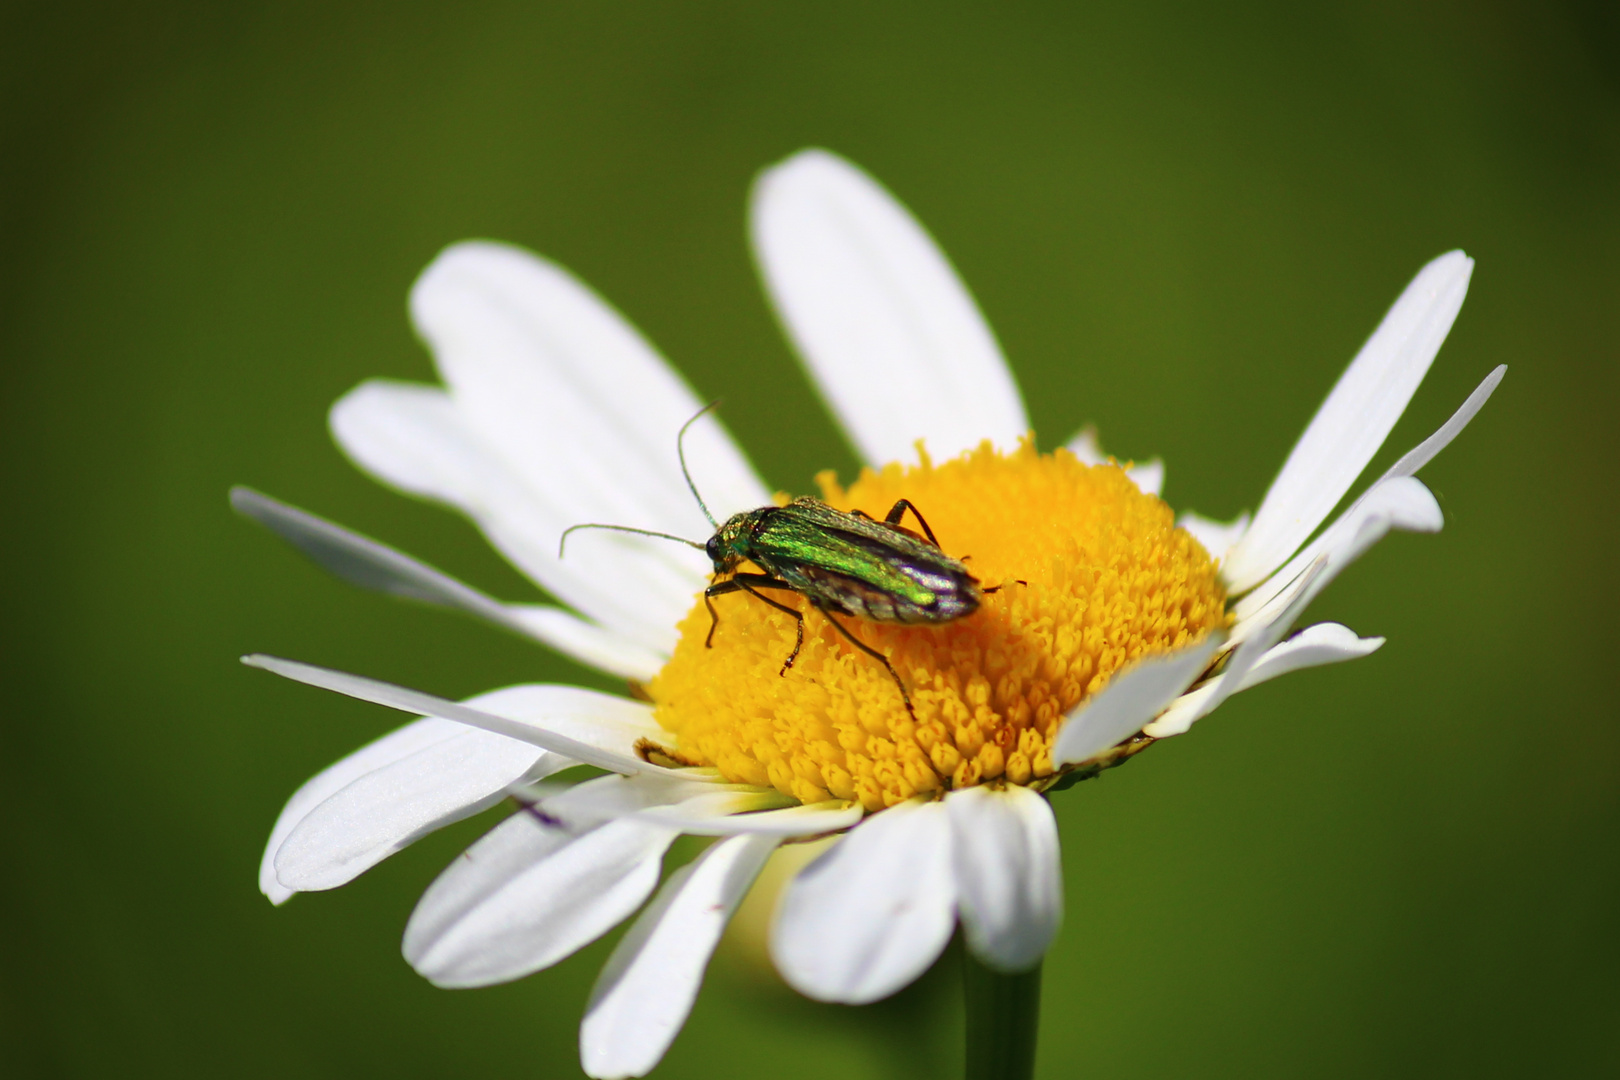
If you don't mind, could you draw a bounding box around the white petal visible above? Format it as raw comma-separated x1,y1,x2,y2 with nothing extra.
1232,365,1501,621
404,812,677,988
231,486,515,625
580,834,779,1079
1222,252,1473,591
232,486,663,680
274,726,553,892
241,655,700,779
771,798,955,1004
636,799,864,837
262,683,667,896
415,242,768,525
330,379,693,653
618,789,783,825
1241,622,1384,688
1066,426,1107,466
1231,475,1443,632
398,239,766,640
1372,364,1506,486
260,716,467,904
1139,685,1211,741
947,786,1061,973
1127,459,1165,498
1177,510,1251,565
751,149,1027,466
1144,619,1385,738
536,772,739,830
501,605,664,682
1051,634,1226,767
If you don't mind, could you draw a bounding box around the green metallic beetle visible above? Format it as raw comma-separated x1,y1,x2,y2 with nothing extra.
560,404,988,714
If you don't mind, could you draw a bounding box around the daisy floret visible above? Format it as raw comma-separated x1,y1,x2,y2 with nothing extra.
241,147,1503,1079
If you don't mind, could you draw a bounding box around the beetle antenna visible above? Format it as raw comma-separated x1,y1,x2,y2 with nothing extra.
559,523,706,559
677,400,722,529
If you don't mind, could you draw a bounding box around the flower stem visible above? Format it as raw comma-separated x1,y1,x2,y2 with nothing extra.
962,949,1042,1080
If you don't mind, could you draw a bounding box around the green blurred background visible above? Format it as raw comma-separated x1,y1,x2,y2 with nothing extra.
3,1,1616,1076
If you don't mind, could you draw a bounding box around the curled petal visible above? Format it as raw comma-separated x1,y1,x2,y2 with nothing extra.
1231,475,1443,636
1143,621,1384,738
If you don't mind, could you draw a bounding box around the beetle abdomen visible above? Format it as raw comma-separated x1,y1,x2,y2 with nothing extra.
791,565,981,624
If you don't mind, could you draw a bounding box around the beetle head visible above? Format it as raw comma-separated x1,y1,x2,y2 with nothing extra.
706,514,753,572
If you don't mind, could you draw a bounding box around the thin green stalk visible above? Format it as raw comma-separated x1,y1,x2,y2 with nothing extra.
963,949,1042,1080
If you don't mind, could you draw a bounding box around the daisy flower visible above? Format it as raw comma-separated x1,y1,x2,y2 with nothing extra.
239,149,1503,1080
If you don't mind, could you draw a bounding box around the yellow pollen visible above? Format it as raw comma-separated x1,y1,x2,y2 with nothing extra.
647,438,1228,812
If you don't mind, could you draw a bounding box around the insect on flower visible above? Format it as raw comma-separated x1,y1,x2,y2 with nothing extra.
241,148,1503,1080
560,403,988,714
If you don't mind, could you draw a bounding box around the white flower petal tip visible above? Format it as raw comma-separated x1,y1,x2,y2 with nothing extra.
580,834,779,1079
230,486,511,621
229,488,663,681
1223,251,1474,592
771,798,955,1004
1051,633,1227,767
751,149,1028,467
948,786,1061,973
240,654,699,781
258,683,676,899
258,715,477,904
1375,363,1506,485
404,812,677,988
271,723,548,894
1244,623,1383,688
1065,427,1165,496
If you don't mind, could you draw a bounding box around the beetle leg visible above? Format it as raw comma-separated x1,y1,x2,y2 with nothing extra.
701,578,741,647
705,573,806,674
703,576,777,646
727,573,807,675
882,499,941,548
817,606,916,720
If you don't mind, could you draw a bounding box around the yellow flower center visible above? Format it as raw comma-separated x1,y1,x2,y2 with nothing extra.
648,439,1227,812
